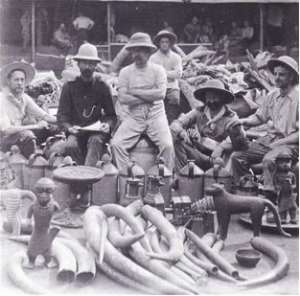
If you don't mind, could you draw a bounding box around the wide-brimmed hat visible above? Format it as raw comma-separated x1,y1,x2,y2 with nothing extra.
124,32,157,52
73,43,101,62
1,61,35,85
153,30,178,46
194,79,234,104
267,55,299,81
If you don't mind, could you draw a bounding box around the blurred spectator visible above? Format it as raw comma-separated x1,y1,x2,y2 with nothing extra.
73,12,95,47
198,24,212,43
240,20,254,49
20,9,31,50
183,16,201,43
266,5,283,46
203,17,215,40
229,21,242,47
115,34,129,43
36,8,49,46
52,24,72,52
105,12,116,42
161,20,175,33
229,21,242,40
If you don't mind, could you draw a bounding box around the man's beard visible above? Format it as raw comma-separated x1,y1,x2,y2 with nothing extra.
207,102,222,111
81,69,94,80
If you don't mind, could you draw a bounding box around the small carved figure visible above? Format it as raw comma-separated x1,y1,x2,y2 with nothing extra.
274,153,298,224
205,183,291,240
25,178,60,269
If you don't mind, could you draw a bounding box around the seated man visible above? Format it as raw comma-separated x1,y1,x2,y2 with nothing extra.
183,17,201,43
170,79,248,171
111,32,174,172
52,23,72,51
231,56,299,202
0,61,56,158
57,43,117,167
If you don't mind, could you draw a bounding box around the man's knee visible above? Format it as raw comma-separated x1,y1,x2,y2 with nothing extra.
111,135,122,150
159,138,174,153
87,134,106,147
65,136,79,153
19,130,36,141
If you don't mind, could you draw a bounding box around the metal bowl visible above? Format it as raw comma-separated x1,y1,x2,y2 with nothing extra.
235,248,261,268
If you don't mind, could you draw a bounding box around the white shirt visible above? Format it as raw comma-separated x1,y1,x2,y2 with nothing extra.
0,88,47,132
149,50,182,90
73,16,94,30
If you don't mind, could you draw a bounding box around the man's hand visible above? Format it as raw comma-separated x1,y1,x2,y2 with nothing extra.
170,121,183,136
36,120,50,129
211,147,224,160
99,122,110,134
179,130,192,145
68,125,80,135
187,128,201,143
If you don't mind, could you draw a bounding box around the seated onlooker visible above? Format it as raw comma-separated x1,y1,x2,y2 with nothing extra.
52,24,72,52
198,24,212,43
229,21,242,41
183,16,201,43
72,12,95,48
161,20,175,33
115,33,129,43
0,61,56,158
203,17,215,42
240,20,254,48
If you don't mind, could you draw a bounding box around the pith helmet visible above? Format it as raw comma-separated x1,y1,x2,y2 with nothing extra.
124,32,157,52
194,79,234,104
73,43,101,62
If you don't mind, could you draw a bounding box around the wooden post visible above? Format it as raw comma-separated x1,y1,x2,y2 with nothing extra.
259,3,264,51
107,2,112,61
31,0,36,63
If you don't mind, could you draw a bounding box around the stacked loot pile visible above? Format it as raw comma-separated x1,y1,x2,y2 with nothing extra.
179,46,276,129
25,71,62,108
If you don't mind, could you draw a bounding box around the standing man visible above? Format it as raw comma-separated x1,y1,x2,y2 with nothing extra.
72,12,94,48
150,30,183,123
57,43,116,167
170,79,248,171
231,56,298,203
111,32,174,172
0,61,56,158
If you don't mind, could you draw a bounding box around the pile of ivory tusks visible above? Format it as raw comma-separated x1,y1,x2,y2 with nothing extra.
7,231,96,294
82,201,239,294
7,200,290,294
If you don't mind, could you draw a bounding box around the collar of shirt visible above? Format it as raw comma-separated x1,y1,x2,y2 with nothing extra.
275,85,298,101
2,87,25,113
204,105,226,125
158,49,171,57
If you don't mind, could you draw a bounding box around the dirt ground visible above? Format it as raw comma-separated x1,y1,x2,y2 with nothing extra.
0,198,299,295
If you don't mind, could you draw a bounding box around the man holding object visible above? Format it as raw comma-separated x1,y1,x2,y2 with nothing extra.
57,43,116,166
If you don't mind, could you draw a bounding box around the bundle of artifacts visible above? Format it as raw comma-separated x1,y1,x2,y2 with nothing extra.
25,71,62,108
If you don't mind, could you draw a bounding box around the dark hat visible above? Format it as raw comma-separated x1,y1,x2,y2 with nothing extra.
194,79,234,104
1,61,35,85
153,30,178,46
124,32,157,52
268,55,299,81
275,152,292,162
